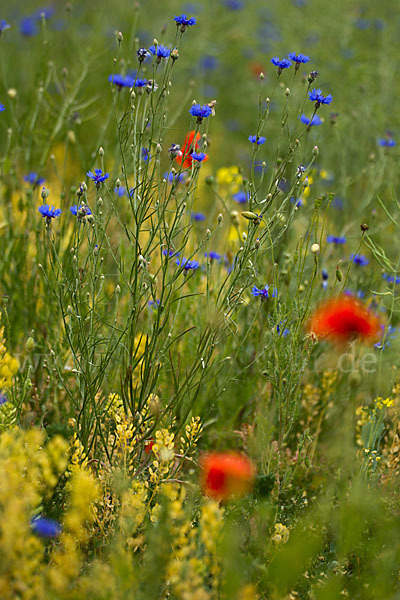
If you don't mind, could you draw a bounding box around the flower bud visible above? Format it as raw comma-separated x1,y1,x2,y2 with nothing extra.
26,337,35,352
241,211,259,221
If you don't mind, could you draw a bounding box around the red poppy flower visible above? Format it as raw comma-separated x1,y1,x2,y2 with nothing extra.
175,130,209,169
200,452,255,500
307,296,381,343
144,439,155,455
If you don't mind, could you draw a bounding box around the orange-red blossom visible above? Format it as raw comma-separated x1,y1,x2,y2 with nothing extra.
200,452,255,501
307,295,382,344
175,130,209,169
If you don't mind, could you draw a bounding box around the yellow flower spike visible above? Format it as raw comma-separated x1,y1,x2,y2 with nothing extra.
271,522,290,544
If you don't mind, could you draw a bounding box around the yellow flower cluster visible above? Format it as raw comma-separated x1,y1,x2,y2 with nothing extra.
0,317,18,391
0,427,99,599
216,165,243,194
200,498,224,590
119,480,148,543
271,522,290,544
48,468,100,594
300,173,313,203
355,405,370,447
106,391,124,422
321,370,338,398
115,414,136,468
363,448,381,464
69,432,88,471
180,415,203,454
374,397,394,410
164,483,224,600
0,397,17,432
149,427,175,484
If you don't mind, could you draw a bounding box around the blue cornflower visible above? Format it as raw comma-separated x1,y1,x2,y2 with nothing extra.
322,268,328,289
24,172,45,186
300,114,322,127
350,253,369,266
134,78,148,88
108,74,134,88
87,169,109,186
277,321,290,336
176,257,200,271
191,212,206,221
191,152,207,162
205,251,221,260
141,147,150,161
248,135,266,145
163,249,179,258
148,299,160,311
0,103,5,112
309,88,333,106
0,393,8,405
383,273,400,284
174,14,197,31
149,44,171,61
290,196,303,208
354,18,370,30
271,57,292,72
168,144,182,159
374,324,397,350
137,47,151,62
251,285,278,299
288,52,310,68
38,205,62,219
31,516,61,538
189,104,213,121
35,8,54,20
20,16,37,36
114,186,127,197
344,289,366,299
0,20,11,33
233,191,249,204
200,55,218,70
332,196,343,209
327,235,346,244
223,0,244,8
378,138,396,147
70,205,92,217
164,172,186,184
